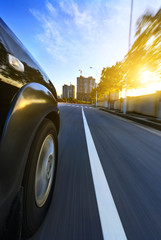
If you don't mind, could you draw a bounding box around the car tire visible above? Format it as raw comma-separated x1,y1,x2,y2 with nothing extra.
22,118,58,238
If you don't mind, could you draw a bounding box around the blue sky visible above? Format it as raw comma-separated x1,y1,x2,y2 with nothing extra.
1,0,161,96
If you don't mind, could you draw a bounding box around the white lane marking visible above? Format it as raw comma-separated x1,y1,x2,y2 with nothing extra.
62,104,94,109
82,107,127,240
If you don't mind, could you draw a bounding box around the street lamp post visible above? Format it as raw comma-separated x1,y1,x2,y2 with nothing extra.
123,0,133,114
90,67,97,107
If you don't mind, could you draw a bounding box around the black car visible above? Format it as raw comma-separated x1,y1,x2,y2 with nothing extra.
0,18,60,239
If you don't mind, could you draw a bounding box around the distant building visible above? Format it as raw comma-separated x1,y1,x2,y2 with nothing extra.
77,76,95,101
69,84,75,98
62,84,69,98
62,84,75,98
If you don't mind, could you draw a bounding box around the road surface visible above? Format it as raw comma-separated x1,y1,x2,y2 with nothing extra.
30,103,161,240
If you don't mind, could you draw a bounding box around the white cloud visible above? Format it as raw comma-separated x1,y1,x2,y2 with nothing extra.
30,1,97,63
30,0,161,94
46,1,57,15
30,1,118,62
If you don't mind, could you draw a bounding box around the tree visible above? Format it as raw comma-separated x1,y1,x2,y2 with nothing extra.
125,8,161,88
90,87,97,103
98,7,161,107
97,62,124,108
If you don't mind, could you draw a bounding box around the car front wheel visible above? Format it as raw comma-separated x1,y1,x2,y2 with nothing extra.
22,118,58,238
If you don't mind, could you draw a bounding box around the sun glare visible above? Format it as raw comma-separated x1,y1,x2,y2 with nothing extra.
141,70,152,84
120,70,161,98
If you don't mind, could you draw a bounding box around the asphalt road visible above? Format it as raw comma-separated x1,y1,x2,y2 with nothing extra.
30,103,161,240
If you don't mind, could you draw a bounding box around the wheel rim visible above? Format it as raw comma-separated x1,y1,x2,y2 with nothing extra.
35,134,55,207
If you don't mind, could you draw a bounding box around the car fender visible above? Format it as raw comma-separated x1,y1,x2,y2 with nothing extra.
0,82,59,228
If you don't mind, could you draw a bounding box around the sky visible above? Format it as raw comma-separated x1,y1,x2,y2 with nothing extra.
0,0,161,96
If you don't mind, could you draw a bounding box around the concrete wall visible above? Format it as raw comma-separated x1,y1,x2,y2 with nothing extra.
114,100,121,110
98,91,161,118
127,94,156,116
98,100,108,108
157,93,161,119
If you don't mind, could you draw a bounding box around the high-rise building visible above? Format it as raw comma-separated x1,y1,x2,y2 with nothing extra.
77,76,95,101
62,84,69,98
69,84,75,99
62,84,75,99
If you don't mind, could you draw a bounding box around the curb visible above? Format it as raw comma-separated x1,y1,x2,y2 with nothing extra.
99,108,161,131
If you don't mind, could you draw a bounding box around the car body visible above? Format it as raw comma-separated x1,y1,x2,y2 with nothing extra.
0,18,60,238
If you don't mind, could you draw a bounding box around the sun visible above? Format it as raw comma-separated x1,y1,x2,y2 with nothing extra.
140,70,152,84
120,69,161,98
